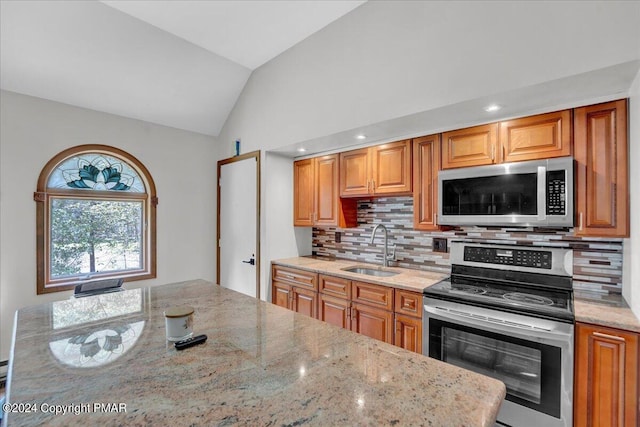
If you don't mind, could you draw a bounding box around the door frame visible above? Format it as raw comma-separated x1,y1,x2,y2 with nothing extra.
216,150,261,298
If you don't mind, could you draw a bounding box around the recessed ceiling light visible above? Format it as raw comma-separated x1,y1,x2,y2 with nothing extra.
355,134,366,140
484,104,502,112
297,147,306,153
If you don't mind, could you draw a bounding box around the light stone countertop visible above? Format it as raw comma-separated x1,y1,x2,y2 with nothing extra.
274,256,640,334
5,280,506,427
272,256,447,292
574,292,640,333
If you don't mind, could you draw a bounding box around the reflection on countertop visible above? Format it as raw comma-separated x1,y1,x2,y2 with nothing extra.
7,280,505,427
48,321,145,368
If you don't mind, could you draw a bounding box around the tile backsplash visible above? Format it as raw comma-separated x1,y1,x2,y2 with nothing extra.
312,196,624,294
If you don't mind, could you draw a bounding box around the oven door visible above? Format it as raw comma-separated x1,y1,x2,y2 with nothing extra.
423,300,573,427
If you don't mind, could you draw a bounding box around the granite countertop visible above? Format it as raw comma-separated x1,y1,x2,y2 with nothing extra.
5,280,505,427
274,257,640,333
272,256,447,292
574,291,640,333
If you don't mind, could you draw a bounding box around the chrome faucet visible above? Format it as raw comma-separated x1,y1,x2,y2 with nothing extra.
369,224,393,267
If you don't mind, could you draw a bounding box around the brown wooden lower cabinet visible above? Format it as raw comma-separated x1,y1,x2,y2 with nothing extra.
293,286,317,318
319,293,350,329
274,266,425,353
351,302,393,344
271,265,318,319
272,281,292,310
574,322,639,427
395,313,422,353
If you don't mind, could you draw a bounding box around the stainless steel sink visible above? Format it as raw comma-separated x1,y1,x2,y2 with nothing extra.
341,266,399,277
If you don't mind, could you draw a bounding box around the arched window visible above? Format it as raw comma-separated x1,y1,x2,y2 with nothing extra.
35,145,157,294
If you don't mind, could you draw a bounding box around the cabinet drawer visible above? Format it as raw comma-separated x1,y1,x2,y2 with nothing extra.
272,265,317,290
319,274,351,299
351,281,393,311
394,289,422,319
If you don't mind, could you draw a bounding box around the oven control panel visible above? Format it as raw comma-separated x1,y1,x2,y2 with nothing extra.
464,246,552,269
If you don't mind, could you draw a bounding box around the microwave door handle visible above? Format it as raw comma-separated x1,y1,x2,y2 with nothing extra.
424,305,572,341
537,166,546,221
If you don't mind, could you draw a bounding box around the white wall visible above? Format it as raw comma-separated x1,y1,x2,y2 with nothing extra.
0,91,217,360
623,70,640,317
217,1,640,302
218,1,640,152
260,152,312,300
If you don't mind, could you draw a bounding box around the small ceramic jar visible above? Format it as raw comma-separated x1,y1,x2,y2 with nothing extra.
164,305,194,341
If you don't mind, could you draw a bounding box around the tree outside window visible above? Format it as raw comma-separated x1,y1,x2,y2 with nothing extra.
36,145,157,294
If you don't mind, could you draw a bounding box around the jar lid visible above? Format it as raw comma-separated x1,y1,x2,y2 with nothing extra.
164,305,195,318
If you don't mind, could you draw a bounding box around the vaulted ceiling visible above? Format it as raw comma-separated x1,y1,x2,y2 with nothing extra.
0,1,365,136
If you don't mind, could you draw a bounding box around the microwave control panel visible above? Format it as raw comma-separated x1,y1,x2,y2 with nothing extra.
546,170,566,215
464,246,552,269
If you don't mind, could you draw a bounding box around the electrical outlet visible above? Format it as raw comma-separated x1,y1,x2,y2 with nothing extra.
335,231,342,243
432,238,448,253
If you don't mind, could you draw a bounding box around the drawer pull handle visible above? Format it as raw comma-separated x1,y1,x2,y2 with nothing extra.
592,332,625,342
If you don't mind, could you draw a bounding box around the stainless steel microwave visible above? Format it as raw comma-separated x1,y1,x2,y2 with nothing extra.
438,157,574,227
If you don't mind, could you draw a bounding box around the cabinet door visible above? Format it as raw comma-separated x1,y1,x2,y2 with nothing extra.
315,155,357,228
574,323,639,427
441,123,498,169
394,314,422,354
370,140,412,195
412,134,440,230
272,281,292,310
574,99,628,237
351,303,393,344
319,294,350,329
500,110,572,163
340,148,370,197
293,159,314,226
314,154,338,226
292,287,318,319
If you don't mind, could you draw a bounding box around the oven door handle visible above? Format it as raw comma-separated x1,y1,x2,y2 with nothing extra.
424,305,572,342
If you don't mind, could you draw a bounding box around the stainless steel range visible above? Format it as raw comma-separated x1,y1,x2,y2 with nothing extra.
423,241,574,427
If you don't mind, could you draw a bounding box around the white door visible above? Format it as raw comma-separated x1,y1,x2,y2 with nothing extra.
218,154,259,298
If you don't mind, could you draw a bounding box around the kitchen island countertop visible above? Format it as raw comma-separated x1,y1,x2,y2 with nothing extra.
5,280,505,426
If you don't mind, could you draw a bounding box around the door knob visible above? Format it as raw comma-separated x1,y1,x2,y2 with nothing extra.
242,254,255,266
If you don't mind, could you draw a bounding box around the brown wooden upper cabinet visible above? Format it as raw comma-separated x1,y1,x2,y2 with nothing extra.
340,139,412,197
293,158,314,226
441,110,572,169
574,99,629,237
412,134,441,230
500,110,572,163
294,154,357,227
441,123,498,169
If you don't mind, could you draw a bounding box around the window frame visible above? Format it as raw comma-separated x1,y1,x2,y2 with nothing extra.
36,145,157,294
